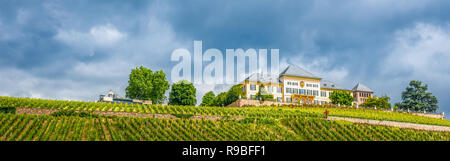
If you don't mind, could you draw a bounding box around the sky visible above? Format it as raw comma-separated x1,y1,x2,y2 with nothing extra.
0,0,449,115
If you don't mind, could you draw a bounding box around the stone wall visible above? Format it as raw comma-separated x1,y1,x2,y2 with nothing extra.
410,112,445,119
227,99,298,107
16,108,58,115
227,99,446,120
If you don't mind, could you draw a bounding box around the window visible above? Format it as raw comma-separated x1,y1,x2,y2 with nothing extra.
286,98,292,102
313,90,318,96
307,90,312,95
267,86,273,92
314,100,319,104
300,89,305,95
323,84,327,87
293,88,298,94
321,91,327,97
286,88,291,94
277,87,282,93
277,97,282,102
331,85,335,87
329,92,332,96
250,85,256,91
251,95,256,100
243,86,246,93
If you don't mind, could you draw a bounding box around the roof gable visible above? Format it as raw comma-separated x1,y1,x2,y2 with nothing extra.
352,83,373,92
244,73,281,84
279,65,320,79
321,80,348,90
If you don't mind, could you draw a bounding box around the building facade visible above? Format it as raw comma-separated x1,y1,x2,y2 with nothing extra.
240,65,373,105
352,83,374,105
98,90,152,105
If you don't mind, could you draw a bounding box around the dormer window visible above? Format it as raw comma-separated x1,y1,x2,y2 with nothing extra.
324,84,327,86
331,85,335,87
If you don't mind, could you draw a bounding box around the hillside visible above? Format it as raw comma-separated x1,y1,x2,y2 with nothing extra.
0,96,449,141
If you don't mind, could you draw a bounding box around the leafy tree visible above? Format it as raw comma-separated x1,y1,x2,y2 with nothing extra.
200,91,215,106
225,85,245,105
329,91,353,106
361,95,392,109
150,70,171,104
168,80,197,106
213,92,228,107
397,80,439,112
255,84,274,101
126,66,170,104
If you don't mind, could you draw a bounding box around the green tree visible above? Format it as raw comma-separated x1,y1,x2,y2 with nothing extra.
200,91,215,106
213,92,227,107
397,80,439,112
329,91,353,106
168,80,197,106
125,66,170,104
225,85,245,105
255,84,274,101
361,95,392,109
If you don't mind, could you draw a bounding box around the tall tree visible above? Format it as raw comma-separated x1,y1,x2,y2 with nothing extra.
200,91,215,106
255,84,274,101
168,80,197,106
225,85,245,106
149,70,170,104
213,92,228,107
329,91,353,106
397,80,439,112
126,66,169,104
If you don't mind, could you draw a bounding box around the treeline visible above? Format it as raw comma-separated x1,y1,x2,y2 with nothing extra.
200,85,244,107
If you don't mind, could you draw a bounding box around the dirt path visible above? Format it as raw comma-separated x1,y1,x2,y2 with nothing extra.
328,116,450,132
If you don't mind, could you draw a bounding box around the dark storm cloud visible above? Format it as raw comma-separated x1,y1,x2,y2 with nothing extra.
0,0,449,115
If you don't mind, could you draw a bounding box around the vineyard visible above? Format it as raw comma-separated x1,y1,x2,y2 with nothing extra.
282,118,449,141
1,96,450,141
0,113,449,141
1,96,449,126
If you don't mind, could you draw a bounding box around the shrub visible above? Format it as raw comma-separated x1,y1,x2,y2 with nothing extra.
0,107,16,114
172,113,194,119
51,109,99,118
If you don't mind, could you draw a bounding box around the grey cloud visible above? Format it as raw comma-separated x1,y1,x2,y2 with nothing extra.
0,0,450,115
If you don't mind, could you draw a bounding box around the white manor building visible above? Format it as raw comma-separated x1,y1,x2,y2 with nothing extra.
240,65,373,105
